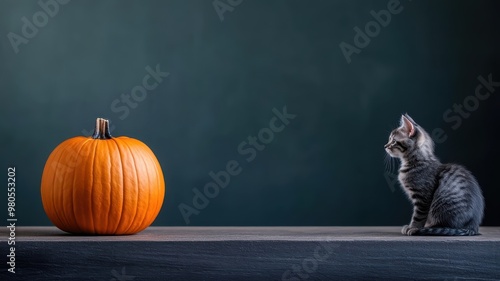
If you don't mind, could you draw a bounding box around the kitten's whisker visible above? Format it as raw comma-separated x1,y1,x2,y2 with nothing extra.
384,154,390,172
390,157,395,173
386,156,395,175
388,158,393,173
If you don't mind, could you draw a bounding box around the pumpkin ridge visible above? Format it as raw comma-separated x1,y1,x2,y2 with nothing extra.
141,141,164,230
103,140,113,234
58,138,85,231
133,143,153,233
110,138,126,234
72,138,94,234
68,139,92,234
121,139,142,234
88,140,99,234
53,139,86,231
45,143,66,230
55,146,68,230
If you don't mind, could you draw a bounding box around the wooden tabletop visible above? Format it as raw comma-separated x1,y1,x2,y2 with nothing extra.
10,226,500,241
2,226,499,281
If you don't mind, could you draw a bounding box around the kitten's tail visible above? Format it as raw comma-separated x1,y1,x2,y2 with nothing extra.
414,228,479,236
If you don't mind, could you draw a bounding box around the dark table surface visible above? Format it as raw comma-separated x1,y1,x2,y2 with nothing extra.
2,227,499,281
8,226,500,241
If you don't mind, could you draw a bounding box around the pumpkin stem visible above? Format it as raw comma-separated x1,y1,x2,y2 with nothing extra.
92,118,113,139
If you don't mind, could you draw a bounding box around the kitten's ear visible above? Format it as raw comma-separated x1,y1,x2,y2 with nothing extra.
400,114,416,137
403,113,418,125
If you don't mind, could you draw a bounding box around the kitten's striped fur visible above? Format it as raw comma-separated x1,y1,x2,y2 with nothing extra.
385,114,484,236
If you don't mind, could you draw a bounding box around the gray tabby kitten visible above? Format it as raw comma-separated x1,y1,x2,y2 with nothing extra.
385,114,484,236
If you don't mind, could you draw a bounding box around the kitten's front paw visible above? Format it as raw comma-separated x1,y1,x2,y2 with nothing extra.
401,225,419,236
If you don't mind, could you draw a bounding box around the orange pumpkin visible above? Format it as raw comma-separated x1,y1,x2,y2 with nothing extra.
41,118,165,235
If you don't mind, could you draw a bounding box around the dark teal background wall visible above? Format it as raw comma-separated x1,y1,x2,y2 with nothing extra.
1,0,499,227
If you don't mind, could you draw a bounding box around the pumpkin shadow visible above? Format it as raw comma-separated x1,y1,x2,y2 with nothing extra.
17,227,139,238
